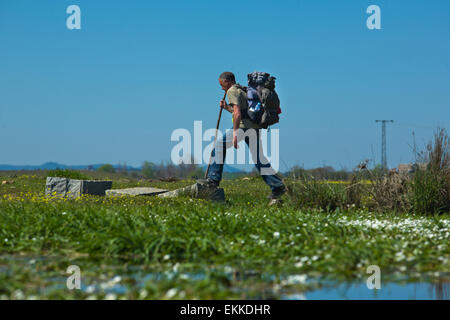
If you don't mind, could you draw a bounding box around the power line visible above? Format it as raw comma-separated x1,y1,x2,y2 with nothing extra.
393,122,445,130
375,120,394,169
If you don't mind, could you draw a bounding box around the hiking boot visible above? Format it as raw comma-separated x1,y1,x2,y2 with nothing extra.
196,178,219,189
268,185,286,200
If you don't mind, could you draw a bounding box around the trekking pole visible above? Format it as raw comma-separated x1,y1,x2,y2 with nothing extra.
204,92,227,179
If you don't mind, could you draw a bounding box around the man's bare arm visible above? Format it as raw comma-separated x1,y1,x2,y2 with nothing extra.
220,100,233,113
232,104,242,148
232,104,241,130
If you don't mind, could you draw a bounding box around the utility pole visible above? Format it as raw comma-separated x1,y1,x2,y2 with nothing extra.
412,131,417,163
375,120,394,170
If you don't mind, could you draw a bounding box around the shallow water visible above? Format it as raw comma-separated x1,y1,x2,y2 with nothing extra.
74,269,450,300
1,254,448,300
283,281,449,300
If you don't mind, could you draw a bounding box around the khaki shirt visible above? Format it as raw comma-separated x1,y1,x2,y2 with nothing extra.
227,84,261,129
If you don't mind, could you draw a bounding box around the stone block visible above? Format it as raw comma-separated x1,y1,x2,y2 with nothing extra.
45,177,112,198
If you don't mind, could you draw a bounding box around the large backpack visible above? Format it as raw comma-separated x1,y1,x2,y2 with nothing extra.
246,71,281,129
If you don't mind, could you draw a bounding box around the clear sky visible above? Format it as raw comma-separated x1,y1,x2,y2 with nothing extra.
1,0,449,170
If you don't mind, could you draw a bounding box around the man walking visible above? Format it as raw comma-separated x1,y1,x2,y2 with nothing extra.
200,71,286,204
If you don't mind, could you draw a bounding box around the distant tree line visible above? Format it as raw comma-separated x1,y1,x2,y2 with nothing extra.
97,162,387,181
97,161,204,180
97,163,357,181
139,161,203,179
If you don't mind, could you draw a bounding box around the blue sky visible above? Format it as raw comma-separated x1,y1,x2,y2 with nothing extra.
0,0,449,170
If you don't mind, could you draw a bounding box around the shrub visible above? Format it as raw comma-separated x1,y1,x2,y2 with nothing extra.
409,128,450,214
365,169,410,212
285,175,347,211
98,164,116,173
47,169,90,180
346,173,365,209
286,128,450,215
142,161,156,179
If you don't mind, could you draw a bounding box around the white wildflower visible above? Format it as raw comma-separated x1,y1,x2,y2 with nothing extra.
12,290,24,300
166,288,178,299
281,274,307,286
179,274,189,280
224,266,233,273
104,293,117,300
85,285,95,293
395,252,405,261
139,289,148,299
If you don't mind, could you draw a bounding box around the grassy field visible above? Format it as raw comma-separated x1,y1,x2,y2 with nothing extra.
0,172,448,299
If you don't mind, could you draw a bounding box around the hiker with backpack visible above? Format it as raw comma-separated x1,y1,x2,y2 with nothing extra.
198,71,286,204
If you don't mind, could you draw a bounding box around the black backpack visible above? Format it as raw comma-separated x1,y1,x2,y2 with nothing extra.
246,72,281,129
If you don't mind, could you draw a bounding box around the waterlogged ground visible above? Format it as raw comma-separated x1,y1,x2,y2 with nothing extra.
0,173,449,299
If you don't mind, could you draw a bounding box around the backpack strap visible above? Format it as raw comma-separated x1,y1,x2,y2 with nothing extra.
255,85,264,103
232,83,247,93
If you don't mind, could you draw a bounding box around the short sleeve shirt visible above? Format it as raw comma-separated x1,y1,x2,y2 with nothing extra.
227,84,261,129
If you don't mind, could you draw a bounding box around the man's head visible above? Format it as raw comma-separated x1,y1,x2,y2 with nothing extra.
219,71,236,91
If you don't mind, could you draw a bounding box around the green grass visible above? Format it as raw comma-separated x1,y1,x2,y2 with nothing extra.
0,173,448,299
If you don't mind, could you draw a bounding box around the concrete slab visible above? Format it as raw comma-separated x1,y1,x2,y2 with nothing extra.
158,183,225,201
45,177,112,198
106,187,168,197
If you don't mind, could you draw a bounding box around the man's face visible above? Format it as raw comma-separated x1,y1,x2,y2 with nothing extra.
219,78,231,91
